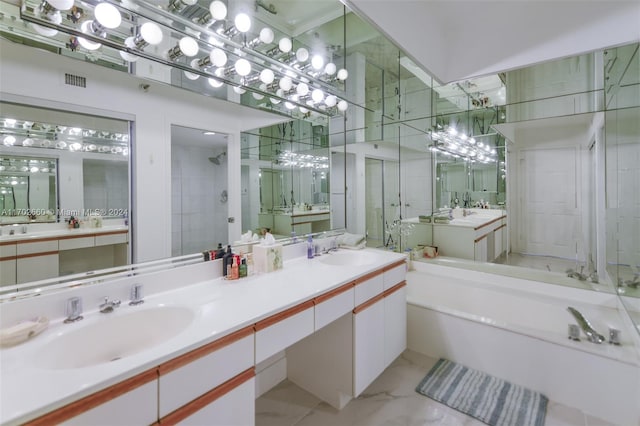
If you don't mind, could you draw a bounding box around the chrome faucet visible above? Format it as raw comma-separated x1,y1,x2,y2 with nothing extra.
64,297,83,323
99,297,121,313
129,284,144,306
567,307,605,343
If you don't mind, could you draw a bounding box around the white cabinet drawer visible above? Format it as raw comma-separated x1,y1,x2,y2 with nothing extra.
314,283,354,330
354,271,384,306
383,262,406,290
95,232,128,246
0,243,16,257
61,380,157,426
59,236,95,250
1,259,16,286
353,296,385,396
159,327,255,418
17,253,59,283
16,239,58,255
383,284,407,367
167,373,255,426
255,301,314,364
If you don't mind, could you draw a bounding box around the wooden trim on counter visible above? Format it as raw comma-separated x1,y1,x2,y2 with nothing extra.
494,224,507,232
159,325,255,376
15,250,59,260
16,236,61,244
474,232,492,243
383,281,407,297
382,260,406,272
254,300,315,331
314,281,355,304
0,241,16,246
0,255,17,261
353,292,385,314
7,230,128,244
473,215,506,231
157,368,255,425
354,268,384,285
24,368,158,426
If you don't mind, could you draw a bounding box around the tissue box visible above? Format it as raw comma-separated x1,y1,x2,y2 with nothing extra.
252,244,283,273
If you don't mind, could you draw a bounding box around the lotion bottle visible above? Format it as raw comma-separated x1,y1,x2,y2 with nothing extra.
307,235,314,259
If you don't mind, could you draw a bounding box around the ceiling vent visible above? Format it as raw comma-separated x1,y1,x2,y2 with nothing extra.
64,73,87,88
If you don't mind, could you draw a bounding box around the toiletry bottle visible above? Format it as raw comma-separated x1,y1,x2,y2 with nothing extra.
230,255,239,280
203,250,210,261
215,243,225,259
222,245,232,276
246,253,254,276
307,235,314,259
239,257,247,278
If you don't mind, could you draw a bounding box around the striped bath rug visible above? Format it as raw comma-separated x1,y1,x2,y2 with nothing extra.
416,359,548,426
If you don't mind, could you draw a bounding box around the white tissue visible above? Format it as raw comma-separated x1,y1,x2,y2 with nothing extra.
241,230,254,242
261,232,276,246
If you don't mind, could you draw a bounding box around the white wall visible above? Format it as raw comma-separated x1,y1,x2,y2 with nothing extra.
0,39,284,262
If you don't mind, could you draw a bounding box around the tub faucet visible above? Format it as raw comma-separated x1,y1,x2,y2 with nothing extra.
129,284,144,306
99,297,121,313
64,297,83,323
567,307,605,344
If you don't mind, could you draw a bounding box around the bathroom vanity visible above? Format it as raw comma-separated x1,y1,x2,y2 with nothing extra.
0,247,406,425
259,209,331,236
0,224,129,285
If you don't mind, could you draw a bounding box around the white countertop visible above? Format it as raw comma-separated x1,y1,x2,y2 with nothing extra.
0,225,128,243
0,248,404,425
404,209,505,229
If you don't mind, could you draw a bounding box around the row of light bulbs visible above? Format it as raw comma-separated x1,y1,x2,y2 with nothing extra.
277,151,329,169
429,127,497,163
3,135,129,155
28,0,350,113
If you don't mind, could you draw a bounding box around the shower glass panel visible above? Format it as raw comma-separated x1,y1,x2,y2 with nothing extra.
365,158,383,247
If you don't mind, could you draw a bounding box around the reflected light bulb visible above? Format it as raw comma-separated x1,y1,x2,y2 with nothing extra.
259,69,275,84
234,58,251,76
296,82,309,96
78,21,102,50
140,22,163,45
337,68,348,81
259,27,274,44
311,55,324,70
208,77,223,88
252,84,265,100
178,36,199,57
279,76,292,91
311,88,324,103
278,37,292,53
284,101,296,110
325,95,337,107
296,48,309,62
209,0,227,20
210,48,227,67
48,0,74,11
233,86,246,94
234,13,251,33
184,62,200,80
337,100,348,111
324,62,336,75
120,49,139,62
94,2,121,29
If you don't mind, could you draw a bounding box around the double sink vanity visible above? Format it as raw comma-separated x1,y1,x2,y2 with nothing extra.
0,246,406,425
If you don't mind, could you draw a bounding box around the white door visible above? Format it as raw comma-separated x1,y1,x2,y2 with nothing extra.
518,147,580,259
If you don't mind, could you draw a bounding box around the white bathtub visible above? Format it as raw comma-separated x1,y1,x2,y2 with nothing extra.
406,261,640,425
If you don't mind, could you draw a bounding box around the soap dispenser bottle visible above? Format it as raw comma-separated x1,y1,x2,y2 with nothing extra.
307,235,314,259
222,245,232,276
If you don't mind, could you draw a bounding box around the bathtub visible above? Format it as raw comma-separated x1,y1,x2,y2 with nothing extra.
406,261,640,425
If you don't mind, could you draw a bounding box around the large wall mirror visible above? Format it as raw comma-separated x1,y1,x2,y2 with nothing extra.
0,101,131,286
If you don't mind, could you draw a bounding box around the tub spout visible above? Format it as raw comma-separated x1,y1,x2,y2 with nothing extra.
567,307,605,344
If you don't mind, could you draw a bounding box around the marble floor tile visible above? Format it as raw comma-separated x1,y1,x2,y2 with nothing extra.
255,350,602,426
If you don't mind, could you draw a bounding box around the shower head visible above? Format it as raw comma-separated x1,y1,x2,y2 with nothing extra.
209,152,226,165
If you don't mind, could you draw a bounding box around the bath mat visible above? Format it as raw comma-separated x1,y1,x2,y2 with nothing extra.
416,359,548,426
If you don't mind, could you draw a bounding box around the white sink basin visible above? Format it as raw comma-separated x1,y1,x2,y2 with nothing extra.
35,306,194,369
318,251,378,266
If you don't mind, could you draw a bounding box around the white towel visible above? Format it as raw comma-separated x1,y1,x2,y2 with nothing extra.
337,233,366,248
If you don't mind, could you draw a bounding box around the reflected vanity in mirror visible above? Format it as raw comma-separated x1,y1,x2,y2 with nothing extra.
0,101,131,286
242,118,332,238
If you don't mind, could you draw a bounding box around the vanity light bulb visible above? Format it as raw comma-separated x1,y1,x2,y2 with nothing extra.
184,69,200,80
233,86,246,94
234,13,251,33
32,21,60,37
178,36,199,57
278,37,292,53
336,68,348,81
120,45,140,62
284,101,296,110
311,55,324,70
78,21,102,50
299,106,309,113
209,0,227,20
140,22,163,45
48,0,74,11
296,48,309,62
259,27,274,44
296,82,309,96
208,77,223,88
209,48,228,67
94,2,121,29
325,95,337,107
259,69,275,84
234,58,251,76
324,62,336,75
311,88,324,103
337,100,348,111
469,138,476,145
279,76,292,91
3,136,16,146
252,90,265,100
